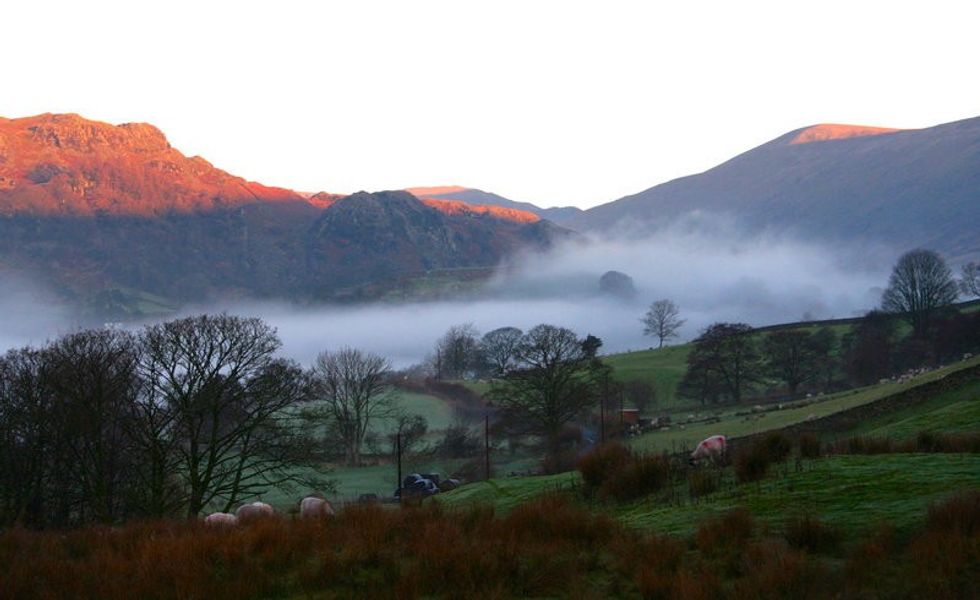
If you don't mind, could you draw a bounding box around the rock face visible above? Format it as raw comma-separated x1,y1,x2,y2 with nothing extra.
0,114,570,310
305,191,565,291
0,113,302,216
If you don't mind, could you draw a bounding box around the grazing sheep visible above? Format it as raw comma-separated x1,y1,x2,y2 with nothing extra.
690,434,727,466
299,496,335,518
204,512,238,527
236,501,275,523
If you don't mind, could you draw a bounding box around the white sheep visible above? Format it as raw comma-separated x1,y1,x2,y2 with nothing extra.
204,512,238,527
235,501,275,523
299,496,336,518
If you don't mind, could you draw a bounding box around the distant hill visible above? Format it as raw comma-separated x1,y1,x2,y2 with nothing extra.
0,114,570,312
567,118,980,261
407,186,583,226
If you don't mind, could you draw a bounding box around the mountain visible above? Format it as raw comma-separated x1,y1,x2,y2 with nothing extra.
406,186,583,226
0,114,569,312
567,118,980,261
306,191,565,293
0,113,303,215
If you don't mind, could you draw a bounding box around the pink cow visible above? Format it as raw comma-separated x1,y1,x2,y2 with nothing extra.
690,434,727,465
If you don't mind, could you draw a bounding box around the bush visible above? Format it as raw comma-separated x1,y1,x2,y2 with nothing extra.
540,448,578,475
577,442,632,492
688,470,719,499
798,433,821,459
734,445,770,484
576,443,672,502
602,454,671,502
925,490,980,536
784,514,842,554
761,431,792,463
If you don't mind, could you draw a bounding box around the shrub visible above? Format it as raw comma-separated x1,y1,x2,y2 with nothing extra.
798,433,821,459
540,448,579,475
688,470,719,498
577,442,632,492
602,454,671,502
760,431,792,463
925,490,980,536
734,445,769,484
784,514,842,554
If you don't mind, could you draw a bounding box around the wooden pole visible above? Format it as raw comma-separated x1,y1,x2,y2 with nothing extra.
484,413,491,481
396,432,402,499
600,395,605,444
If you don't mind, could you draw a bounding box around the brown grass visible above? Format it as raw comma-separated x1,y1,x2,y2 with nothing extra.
2,491,979,598
577,443,672,502
827,431,980,456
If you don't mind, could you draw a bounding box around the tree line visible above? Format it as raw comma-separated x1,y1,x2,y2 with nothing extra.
678,249,980,404
0,314,397,529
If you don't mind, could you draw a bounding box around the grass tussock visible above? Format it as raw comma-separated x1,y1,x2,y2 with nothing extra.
577,442,671,502
783,514,843,554
1,491,979,598
828,431,980,456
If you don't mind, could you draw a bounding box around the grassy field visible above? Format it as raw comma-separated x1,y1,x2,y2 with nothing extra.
439,453,980,539
847,378,980,439
602,343,692,409
627,355,980,454
617,454,980,536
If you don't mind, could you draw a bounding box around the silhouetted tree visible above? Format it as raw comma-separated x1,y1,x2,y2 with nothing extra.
388,413,428,457
141,314,316,517
581,334,603,359
478,327,523,377
881,249,958,335
679,323,761,404
489,325,606,447
0,347,53,527
434,324,481,379
762,330,820,394
961,262,980,298
44,329,142,524
810,326,840,390
310,347,393,467
623,380,656,414
642,299,686,348
842,310,896,386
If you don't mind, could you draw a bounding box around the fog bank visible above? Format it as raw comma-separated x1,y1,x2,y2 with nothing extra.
0,223,894,368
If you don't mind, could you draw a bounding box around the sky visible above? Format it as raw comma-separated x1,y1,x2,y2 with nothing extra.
3,1,980,208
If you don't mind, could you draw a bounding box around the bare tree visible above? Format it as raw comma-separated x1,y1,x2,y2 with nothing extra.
140,314,316,517
0,347,53,527
761,330,820,394
679,323,761,404
489,324,605,447
479,327,523,377
881,249,958,335
961,262,980,298
310,347,393,466
642,300,686,348
434,324,481,379
44,329,142,524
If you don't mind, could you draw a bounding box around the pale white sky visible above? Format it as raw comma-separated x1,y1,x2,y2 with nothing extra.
3,0,979,208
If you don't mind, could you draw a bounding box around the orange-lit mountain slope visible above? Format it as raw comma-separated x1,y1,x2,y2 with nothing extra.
0,113,303,216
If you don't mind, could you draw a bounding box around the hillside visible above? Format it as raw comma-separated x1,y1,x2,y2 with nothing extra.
0,114,570,310
569,117,980,261
407,185,583,226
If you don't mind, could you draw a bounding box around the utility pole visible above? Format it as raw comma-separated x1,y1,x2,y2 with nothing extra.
396,432,402,500
600,395,606,444
484,413,491,481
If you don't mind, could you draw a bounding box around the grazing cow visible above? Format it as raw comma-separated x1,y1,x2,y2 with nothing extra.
690,434,727,465
299,496,335,518
204,512,238,527
235,501,275,523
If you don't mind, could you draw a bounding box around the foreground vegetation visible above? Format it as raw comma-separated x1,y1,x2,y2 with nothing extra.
3,488,977,599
